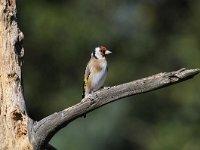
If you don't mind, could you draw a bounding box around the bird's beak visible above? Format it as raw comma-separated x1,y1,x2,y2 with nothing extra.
105,50,112,55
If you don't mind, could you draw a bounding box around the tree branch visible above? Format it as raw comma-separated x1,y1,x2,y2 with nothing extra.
32,68,200,149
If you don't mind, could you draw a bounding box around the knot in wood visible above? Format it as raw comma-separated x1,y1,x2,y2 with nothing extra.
12,109,23,121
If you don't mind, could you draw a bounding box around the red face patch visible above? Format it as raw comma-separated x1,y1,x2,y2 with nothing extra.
100,46,107,51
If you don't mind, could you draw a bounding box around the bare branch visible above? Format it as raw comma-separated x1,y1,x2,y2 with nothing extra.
32,68,200,149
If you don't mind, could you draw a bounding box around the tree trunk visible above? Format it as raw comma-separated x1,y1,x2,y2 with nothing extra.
0,0,32,149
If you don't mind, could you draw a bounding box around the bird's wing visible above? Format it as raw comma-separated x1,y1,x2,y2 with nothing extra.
84,64,91,82
82,63,91,98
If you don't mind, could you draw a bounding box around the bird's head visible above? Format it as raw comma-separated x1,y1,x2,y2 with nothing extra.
92,46,112,59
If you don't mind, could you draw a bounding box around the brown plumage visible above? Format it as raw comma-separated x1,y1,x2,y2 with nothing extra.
82,57,106,98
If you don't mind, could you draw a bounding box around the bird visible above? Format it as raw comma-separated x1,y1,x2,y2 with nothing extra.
82,46,112,99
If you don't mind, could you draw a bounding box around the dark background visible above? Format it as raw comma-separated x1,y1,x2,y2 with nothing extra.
17,0,200,149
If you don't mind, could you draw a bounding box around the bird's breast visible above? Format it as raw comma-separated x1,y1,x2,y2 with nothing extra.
91,61,107,91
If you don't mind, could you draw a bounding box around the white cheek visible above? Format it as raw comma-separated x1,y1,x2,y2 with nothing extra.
96,52,102,59
95,51,105,59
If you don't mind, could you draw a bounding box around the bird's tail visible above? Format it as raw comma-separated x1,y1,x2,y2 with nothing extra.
82,82,85,99
82,82,86,118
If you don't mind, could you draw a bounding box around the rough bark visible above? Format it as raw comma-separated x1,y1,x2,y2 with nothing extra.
0,0,32,149
0,0,200,150
32,68,200,149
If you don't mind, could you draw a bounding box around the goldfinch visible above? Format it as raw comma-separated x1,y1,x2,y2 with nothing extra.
82,46,112,99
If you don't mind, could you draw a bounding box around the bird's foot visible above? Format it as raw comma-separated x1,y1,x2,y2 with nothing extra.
102,86,110,90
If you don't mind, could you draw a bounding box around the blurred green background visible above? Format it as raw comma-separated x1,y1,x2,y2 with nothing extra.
17,0,200,149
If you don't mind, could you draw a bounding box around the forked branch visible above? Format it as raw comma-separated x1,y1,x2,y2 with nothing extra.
31,68,200,149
